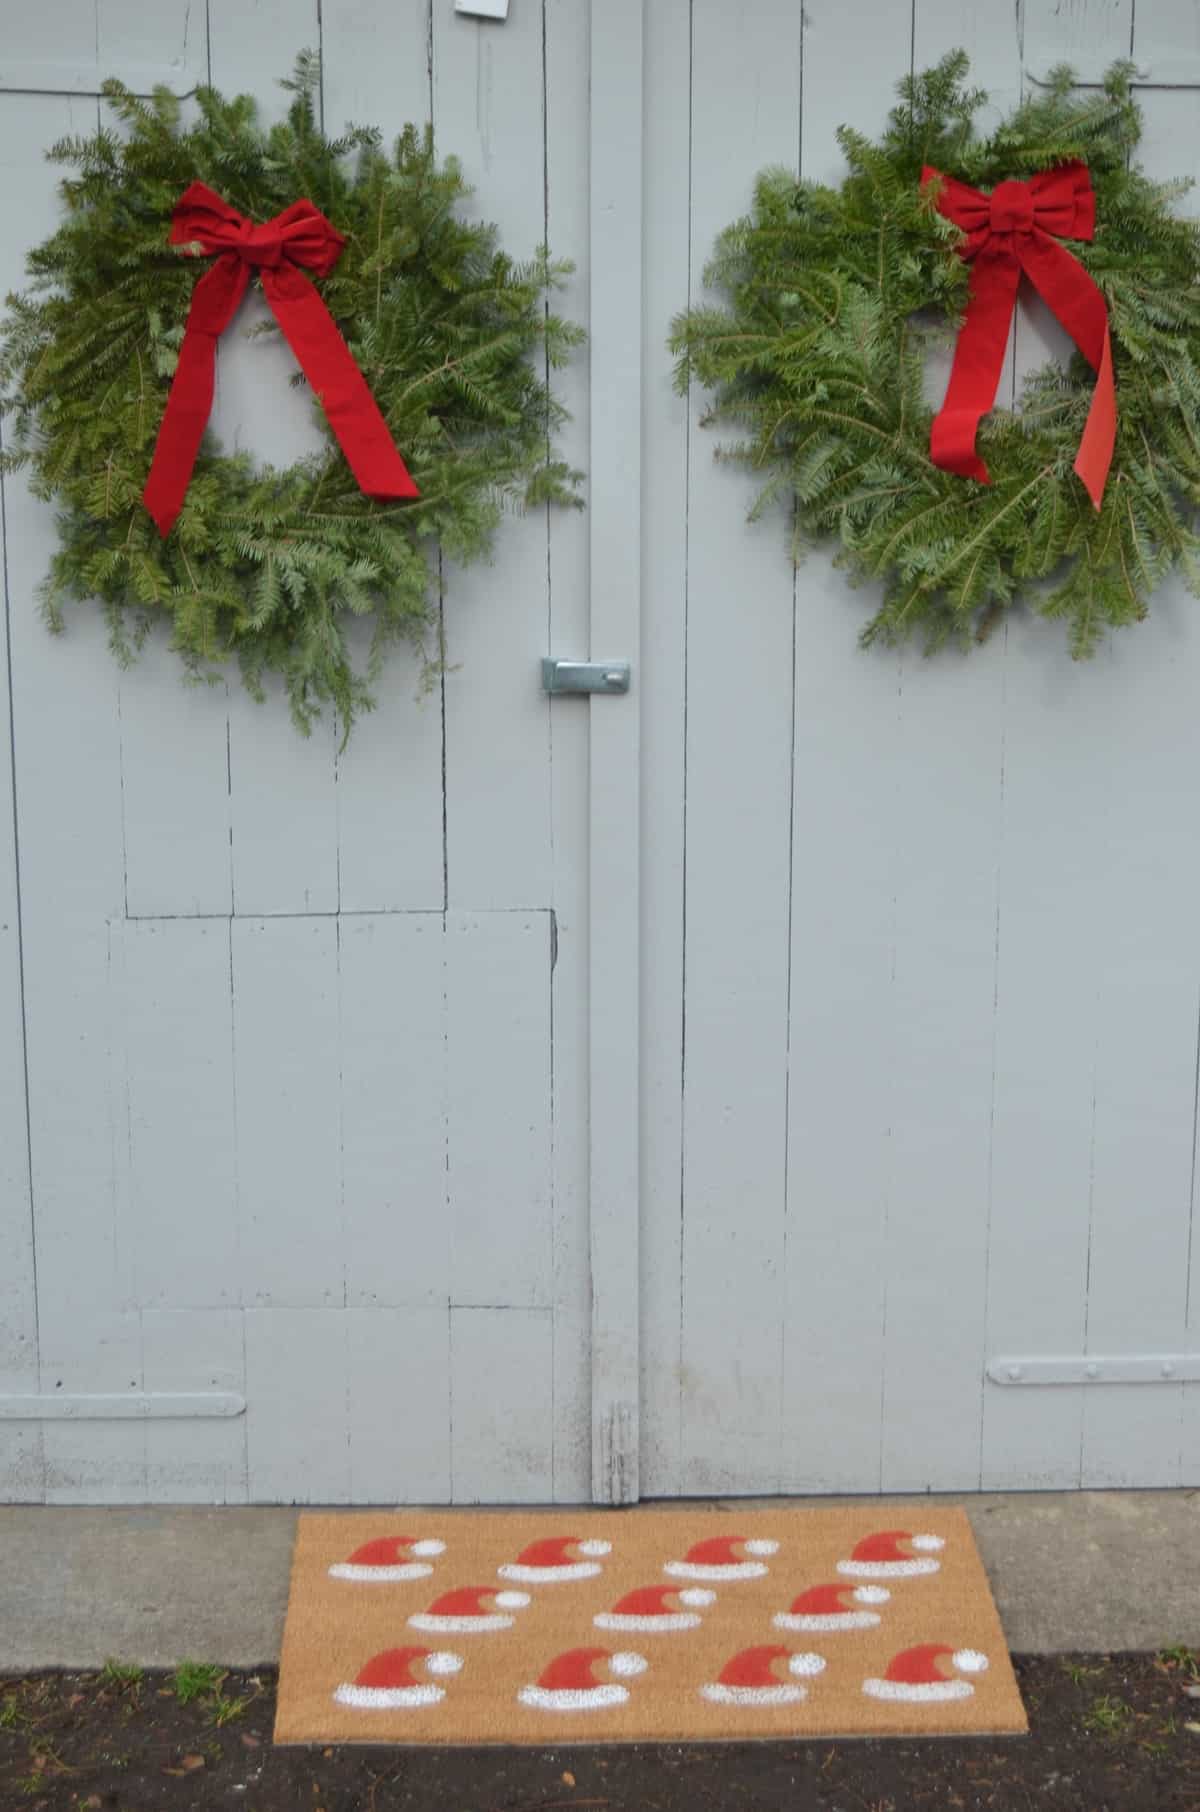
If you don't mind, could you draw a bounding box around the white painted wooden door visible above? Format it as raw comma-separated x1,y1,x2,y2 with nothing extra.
639,0,1200,1497
0,0,609,1505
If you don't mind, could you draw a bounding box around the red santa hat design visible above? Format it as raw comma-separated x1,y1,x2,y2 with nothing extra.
408,1584,531,1633
328,1535,446,1583
663,1534,779,1582
334,1645,463,1709
863,1643,988,1704
594,1583,716,1633
773,1582,891,1632
700,1644,826,1707
836,1530,945,1580
518,1646,648,1712
498,1535,612,1584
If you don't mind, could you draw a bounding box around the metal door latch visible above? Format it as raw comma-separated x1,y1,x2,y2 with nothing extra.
541,659,630,695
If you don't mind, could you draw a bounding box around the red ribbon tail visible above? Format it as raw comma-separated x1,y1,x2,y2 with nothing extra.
143,254,250,538
929,250,1021,491
142,326,220,538
264,268,420,503
1072,324,1116,512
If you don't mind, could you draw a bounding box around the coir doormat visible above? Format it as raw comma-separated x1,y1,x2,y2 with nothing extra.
275,1506,1026,1744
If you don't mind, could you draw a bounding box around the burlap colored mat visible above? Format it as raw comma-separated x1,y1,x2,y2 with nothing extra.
275,1506,1026,1745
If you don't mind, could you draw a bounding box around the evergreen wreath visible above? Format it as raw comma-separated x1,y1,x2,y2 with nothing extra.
671,54,1200,656
0,54,582,735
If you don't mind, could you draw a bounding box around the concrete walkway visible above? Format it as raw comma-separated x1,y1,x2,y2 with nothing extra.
1,1491,1197,1670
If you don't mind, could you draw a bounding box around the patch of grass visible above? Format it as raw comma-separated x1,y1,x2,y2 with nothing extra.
1062,1659,1103,1687
98,1659,144,1691
211,1693,248,1728
0,1697,21,1730
1084,1693,1135,1738
1159,1644,1200,1679
171,1661,226,1704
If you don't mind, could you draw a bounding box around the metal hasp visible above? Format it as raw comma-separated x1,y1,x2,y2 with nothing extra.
987,1355,1200,1386
541,658,631,696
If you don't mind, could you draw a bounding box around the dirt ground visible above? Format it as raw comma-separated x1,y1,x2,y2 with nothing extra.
2,1651,1199,1811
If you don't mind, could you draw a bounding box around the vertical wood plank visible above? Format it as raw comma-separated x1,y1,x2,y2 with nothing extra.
1022,0,1134,80
0,90,131,1506
1131,0,1200,81
868,1,1013,1493
118,649,232,919
586,0,642,1506
142,1308,248,1503
347,1306,451,1501
0,147,38,1500
232,917,343,1308
450,1306,553,1502
96,0,231,920
318,0,431,127
1075,69,1200,1488
445,912,552,1309
982,644,1106,1488
679,0,800,1494
37,1308,147,1505
338,913,448,1308
120,919,238,1310
544,0,593,1503
1139,82,1200,1490
432,0,553,910
0,5,96,94
982,0,1143,1494
207,0,342,918
780,0,914,1496
636,0,691,1500
244,1307,350,1501
321,0,445,916
97,0,208,88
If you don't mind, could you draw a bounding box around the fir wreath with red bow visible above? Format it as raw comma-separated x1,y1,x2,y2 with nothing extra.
673,53,1200,658
0,57,582,737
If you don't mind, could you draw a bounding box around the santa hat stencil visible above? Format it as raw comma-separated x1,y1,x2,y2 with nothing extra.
518,1646,647,1712
328,1535,446,1583
863,1643,988,1704
836,1530,945,1579
663,1535,779,1582
499,1535,611,1584
594,1583,716,1632
773,1582,890,1632
409,1584,531,1633
700,1644,826,1707
334,1645,463,1709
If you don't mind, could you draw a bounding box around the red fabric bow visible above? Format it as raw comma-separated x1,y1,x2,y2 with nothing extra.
921,160,1116,510
142,181,419,537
